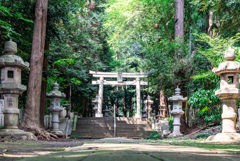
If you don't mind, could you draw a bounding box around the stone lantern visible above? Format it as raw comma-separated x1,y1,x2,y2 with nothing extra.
168,86,187,137
0,40,35,140
159,104,166,119
144,95,153,118
103,105,110,117
47,82,66,136
142,108,147,118
207,48,240,142
92,94,99,117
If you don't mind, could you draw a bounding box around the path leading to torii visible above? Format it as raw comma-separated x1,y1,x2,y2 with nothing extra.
16,138,240,161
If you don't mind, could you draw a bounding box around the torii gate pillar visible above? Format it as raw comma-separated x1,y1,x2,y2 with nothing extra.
135,77,142,118
96,76,104,117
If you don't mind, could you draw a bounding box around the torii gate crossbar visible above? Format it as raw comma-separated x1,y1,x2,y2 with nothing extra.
90,70,148,118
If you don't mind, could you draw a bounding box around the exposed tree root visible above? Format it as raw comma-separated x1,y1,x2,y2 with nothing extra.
21,125,58,140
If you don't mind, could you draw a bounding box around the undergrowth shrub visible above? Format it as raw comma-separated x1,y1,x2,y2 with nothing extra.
194,133,210,139
166,117,173,131
146,132,161,139
70,135,83,139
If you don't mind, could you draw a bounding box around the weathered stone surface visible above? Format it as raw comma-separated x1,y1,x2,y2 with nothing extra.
47,82,66,136
155,119,170,137
208,49,240,142
103,105,110,117
143,95,153,118
21,135,27,140
0,40,35,140
0,99,4,126
92,94,99,117
4,135,11,139
59,109,66,118
207,133,240,142
168,86,187,137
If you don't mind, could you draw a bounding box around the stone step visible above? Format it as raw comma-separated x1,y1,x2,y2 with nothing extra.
76,120,151,125
77,117,151,121
75,124,152,128
74,126,152,131
76,128,153,133
73,130,153,135
73,117,154,139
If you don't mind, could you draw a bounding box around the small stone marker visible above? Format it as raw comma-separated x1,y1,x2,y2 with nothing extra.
103,105,110,117
0,99,4,127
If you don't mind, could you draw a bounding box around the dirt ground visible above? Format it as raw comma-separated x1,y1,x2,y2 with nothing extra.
0,138,239,161
0,138,95,160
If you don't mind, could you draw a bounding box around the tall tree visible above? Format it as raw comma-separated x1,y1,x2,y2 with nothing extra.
21,0,54,139
175,0,184,48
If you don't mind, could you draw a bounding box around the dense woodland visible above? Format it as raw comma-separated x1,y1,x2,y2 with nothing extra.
0,0,240,136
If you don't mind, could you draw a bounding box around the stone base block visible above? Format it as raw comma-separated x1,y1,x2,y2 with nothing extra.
0,129,37,140
51,130,64,137
168,132,183,138
59,118,72,136
95,113,103,117
155,119,170,137
207,133,240,143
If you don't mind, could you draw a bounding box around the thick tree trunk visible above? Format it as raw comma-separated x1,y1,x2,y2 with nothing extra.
40,41,49,127
175,0,184,42
21,0,54,139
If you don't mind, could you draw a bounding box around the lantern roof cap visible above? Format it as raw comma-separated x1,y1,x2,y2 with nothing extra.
47,82,66,98
212,48,240,75
168,86,187,102
0,40,29,70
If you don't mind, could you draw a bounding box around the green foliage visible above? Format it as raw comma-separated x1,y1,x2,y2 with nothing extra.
166,117,173,131
188,89,221,110
70,135,83,139
188,89,221,125
146,132,161,140
0,126,4,129
194,133,210,139
196,33,240,68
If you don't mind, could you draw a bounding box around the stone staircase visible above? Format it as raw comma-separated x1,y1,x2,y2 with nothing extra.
72,117,155,139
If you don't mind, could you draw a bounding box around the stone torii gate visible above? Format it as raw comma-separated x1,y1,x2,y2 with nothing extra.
90,70,148,118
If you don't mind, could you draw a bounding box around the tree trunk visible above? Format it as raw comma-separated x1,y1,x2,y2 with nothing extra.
175,0,184,42
40,41,49,127
208,11,213,38
21,0,54,139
